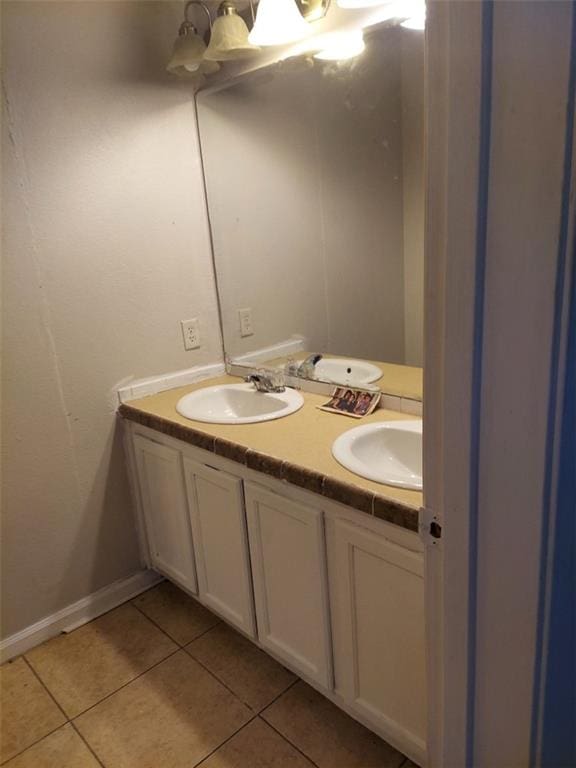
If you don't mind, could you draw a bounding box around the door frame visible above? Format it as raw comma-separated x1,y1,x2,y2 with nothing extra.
424,1,576,766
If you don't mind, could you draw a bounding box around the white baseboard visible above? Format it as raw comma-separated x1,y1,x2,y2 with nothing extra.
117,362,226,404
0,569,163,663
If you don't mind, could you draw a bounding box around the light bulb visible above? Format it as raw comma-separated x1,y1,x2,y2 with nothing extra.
249,0,310,47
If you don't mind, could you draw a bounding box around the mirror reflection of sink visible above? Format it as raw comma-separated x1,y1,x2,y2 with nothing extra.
332,420,422,490
300,358,382,386
176,383,304,425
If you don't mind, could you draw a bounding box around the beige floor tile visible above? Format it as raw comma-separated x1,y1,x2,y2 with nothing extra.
0,657,66,763
3,724,99,768
200,718,314,768
262,681,405,768
133,581,220,645
75,650,252,768
186,623,296,711
26,603,177,718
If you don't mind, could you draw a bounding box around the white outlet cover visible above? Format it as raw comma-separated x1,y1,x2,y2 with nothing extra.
181,318,201,350
238,308,253,337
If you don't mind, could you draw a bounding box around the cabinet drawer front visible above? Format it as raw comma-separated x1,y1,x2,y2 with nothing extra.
184,459,255,637
133,434,197,593
245,483,333,689
329,517,426,753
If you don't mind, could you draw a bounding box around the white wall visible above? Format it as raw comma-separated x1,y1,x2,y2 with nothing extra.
1,1,222,638
198,27,410,365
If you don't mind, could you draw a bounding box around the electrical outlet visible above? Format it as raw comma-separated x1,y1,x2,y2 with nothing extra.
238,308,254,337
181,318,201,350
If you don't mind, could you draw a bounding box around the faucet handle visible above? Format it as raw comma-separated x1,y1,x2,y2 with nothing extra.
246,368,286,393
297,353,323,378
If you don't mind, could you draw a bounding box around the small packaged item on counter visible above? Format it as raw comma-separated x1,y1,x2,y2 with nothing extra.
318,387,381,419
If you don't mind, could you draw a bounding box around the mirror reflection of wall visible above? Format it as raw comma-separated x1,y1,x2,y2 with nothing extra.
197,24,424,370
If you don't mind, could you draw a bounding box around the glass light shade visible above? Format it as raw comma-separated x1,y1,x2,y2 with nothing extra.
167,31,220,76
205,13,260,60
314,30,365,60
248,0,310,47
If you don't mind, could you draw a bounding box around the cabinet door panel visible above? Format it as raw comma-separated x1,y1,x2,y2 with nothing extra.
184,459,255,637
329,517,426,756
133,434,197,593
245,483,332,688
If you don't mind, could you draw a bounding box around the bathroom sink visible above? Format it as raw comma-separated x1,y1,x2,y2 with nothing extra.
176,383,304,425
332,420,422,490
301,358,382,386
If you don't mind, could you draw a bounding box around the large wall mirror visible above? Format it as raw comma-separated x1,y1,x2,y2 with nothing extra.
197,21,424,400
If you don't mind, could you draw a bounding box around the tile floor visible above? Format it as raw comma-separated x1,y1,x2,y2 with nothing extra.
0,580,417,768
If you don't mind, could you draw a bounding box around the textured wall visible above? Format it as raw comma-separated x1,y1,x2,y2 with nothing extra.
1,1,222,638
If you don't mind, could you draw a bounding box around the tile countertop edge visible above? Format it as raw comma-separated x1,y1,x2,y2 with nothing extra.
119,404,420,534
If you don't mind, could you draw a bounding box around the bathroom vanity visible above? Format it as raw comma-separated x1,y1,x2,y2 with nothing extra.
120,16,427,765
120,376,426,766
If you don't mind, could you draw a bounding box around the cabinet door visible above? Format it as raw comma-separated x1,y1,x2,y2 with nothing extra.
133,434,197,593
245,483,332,688
184,459,255,637
328,517,426,758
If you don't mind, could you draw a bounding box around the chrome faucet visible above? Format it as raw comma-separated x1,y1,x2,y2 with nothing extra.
245,369,286,393
297,353,323,379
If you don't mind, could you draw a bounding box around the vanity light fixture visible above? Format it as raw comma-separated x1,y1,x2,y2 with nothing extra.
167,1,220,76
168,0,334,74
204,1,261,61
314,29,365,60
248,0,312,47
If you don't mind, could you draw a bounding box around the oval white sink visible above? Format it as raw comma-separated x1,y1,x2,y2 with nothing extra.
301,358,382,386
176,383,304,425
332,420,422,490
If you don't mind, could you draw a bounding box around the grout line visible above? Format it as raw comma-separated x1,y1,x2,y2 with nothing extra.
22,656,69,720
192,712,260,767
182,643,255,707
23,599,184,724
70,722,106,768
130,601,220,648
258,715,320,767
183,628,298,715
0,722,69,766
126,601,185,648
256,677,299,716
69,647,182,722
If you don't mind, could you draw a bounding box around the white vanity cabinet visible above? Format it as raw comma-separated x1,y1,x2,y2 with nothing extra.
125,422,425,765
132,434,198,594
244,482,333,688
326,514,426,761
183,458,256,637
